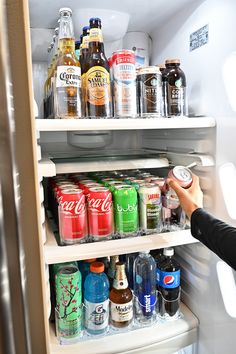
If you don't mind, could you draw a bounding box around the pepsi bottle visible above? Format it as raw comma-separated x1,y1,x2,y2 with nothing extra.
159,247,180,318
133,251,157,325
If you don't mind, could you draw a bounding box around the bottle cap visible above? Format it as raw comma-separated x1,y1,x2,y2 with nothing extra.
163,247,174,256
141,250,150,254
156,64,166,69
59,8,72,15
85,258,96,263
90,261,104,273
165,58,180,64
82,25,90,31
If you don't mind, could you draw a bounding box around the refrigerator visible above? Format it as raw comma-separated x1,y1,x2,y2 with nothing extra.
1,0,236,353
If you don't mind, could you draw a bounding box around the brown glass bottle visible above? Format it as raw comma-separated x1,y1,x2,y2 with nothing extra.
107,255,119,288
84,17,112,118
165,58,186,117
109,262,133,328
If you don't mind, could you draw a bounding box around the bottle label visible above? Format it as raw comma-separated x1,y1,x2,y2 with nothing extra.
86,66,111,106
89,28,103,42
159,270,180,289
56,66,81,88
110,300,133,322
138,293,156,316
84,299,109,330
167,80,186,115
113,278,128,289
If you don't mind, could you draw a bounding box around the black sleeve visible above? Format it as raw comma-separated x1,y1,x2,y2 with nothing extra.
191,208,236,270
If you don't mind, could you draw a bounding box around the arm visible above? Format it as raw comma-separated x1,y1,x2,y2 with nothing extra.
167,174,236,270
191,208,236,270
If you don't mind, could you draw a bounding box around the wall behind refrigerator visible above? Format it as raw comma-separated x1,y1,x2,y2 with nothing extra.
151,1,236,354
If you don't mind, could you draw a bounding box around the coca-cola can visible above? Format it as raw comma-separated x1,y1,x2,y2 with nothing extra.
59,188,88,244
83,182,101,196
87,187,114,241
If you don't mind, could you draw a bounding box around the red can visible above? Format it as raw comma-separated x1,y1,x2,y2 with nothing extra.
87,187,114,241
83,182,101,196
79,179,95,190
58,188,88,244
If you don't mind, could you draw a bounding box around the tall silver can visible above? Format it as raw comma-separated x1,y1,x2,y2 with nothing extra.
112,50,137,118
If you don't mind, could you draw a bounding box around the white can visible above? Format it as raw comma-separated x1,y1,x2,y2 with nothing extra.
112,50,137,118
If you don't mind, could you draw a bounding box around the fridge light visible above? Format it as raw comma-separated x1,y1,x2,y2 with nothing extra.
219,162,236,220
216,261,236,318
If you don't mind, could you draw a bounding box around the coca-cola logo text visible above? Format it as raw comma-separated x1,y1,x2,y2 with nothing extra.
60,196,85,215
87,193,112,212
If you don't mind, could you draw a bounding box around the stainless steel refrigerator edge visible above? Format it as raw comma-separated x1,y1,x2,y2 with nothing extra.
0,0,49,353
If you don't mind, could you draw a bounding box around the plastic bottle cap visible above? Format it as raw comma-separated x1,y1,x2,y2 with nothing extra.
141,250,150,254
90,262,104,273
85,258,96,263
163,247,174,256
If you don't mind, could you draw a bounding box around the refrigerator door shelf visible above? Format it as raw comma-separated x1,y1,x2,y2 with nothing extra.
36,117,216,132
145,150,215,168
49,302,198,354
44,219,198,265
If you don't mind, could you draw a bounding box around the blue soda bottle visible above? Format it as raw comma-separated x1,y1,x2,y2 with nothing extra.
84,262,110,335
133,251,157,325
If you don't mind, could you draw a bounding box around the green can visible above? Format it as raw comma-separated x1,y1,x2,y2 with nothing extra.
108,180,124,192
113,184,139,237
55,265,82,344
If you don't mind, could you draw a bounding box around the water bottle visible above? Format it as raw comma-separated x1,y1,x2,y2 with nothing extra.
159,247,181,319
133,251,157,325
84,262,110,335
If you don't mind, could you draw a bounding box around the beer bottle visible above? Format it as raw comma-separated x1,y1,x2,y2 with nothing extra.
80,26,90,117
54,8,81,119
165,58,187,117
44,45,53,118
79,26,90,74
75,40,81,61
109,262,133,328
107,255,119,287
85,17,112,118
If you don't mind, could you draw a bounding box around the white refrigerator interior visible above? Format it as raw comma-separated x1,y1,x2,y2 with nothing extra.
4,0,236,353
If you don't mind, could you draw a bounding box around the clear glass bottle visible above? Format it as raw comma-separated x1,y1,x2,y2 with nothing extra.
54,8,81,119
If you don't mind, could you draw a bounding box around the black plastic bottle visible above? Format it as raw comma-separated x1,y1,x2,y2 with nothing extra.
159,247,180,317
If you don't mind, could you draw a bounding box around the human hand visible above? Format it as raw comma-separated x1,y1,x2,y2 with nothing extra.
166,174,203,218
